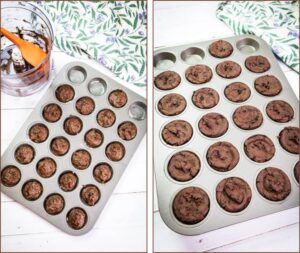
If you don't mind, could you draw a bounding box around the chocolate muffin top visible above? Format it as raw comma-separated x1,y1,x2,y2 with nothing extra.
97,109,116,128
42,103,62,123
29,123,49,143
216,61,241,79
1,165,21,187
254,75,282,97
266,100,294,123
76,97,95,115
209,40,233,58
93,163,113,183
108,90,128,108
55,84,75,103
162,120,193,146
15,144,35,165
256,167,291,201
118,121,137,141
279,127,299,154
224,82,251,103
158,93,186,116
198,113,228,138
245,55,270,73
154,71,181,90
294,162,300,183
185,64,213,84
233,105,263,130
67,208,87,230
192,88,219,109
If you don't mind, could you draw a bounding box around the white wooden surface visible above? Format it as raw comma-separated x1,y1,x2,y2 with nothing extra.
154,2,299,252
1,51,146,252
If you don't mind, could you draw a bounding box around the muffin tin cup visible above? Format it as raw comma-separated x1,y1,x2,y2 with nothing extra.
154,35,299,236
1,61,146,235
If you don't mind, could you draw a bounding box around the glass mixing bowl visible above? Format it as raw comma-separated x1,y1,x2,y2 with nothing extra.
1,1,54,96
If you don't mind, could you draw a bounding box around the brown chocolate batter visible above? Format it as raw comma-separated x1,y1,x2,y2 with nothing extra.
29,123,49,143
1,165,21,187
59,171,78,192
76,96,95,115
64,116,83,135
93,163,113,183
80,185,100,206
84,128,103,148
36,157,56,178
67,208,87,230
108,90,128,108
105,142,125,161
118,121,137,141
55,84,75,103
71,149,91,170
50,137,70,156
97,109,116,128
15,144,35,164
22,180,43,201
44,194,65,215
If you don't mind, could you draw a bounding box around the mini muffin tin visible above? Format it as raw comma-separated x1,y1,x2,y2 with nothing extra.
154,35,299,235
1,61,146,235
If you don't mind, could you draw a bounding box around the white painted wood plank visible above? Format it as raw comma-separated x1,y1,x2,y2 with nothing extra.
154,207,299,252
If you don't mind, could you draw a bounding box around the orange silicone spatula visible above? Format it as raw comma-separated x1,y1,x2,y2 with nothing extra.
0,27,47,67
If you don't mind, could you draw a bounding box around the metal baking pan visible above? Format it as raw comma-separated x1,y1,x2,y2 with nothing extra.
154,35,299,235
1,61,146,235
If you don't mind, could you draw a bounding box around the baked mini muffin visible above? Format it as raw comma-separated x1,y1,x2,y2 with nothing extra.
59,171,78,192
1,165,21,187
216,177,252,212
29,123,49,143
22,180,43,201
80,185,100,206
294,162,300,183
279,127,299,154
256,167,291,201
50,137,70,156
15,144,35,164
76,96,95,115
36,157,56,178
42,103,62,123
172,187,210,225
216,61,241,79
44,193,65,215
71,149,91,170
206,142,239,172
266,100,294,123
84,129,103,148
208,40,233,58
55,84,75,103
93,163,113,183
185,64,213,84
198,113,228,138
154,71,181,90
118,121,137,141
108,90,128,108
244,135,275,162
192,88,219,109
158,93,186,116
224,82,251,103
254,75,282,96
167,151,200,182
162,120,193,146
105,142,125,161
67,208,87,230
245,55,270,73
233,105,263,130
97,109,116,128
64,116,83,135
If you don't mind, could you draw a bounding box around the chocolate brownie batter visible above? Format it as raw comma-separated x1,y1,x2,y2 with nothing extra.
162,120,193,146
154,71,181,90
50,137,70,156
198,113,228,138
294,162,300,183
22,180,43,201
245,55,270,73
76,96,95,115
108,90,128,108
55,84,75,103
118,121,137,141
84,129,103,148
244,135,275,162
216,177,252,213
216,61,241,79
36,157,56,178
224,82,251,102
208,40,233,58
1,165,21,187
71,149,91,170
80,185,100,206
64,116,82,135
42,103,62,123
158,93,186,116
185,64,213,84
67,208,87,230
59,171,78,192
105,142,125,161
256,167,291,201
172,187,210,225
266,100,294,123
167,151,200,182
97,109,116,128
206,142,239,172
15,144,35,164
29,123,49,143
233,105,263,130
44,194,65,215
192,88,219,109
254,75,282,96
279,127,300,154
93,163,113,183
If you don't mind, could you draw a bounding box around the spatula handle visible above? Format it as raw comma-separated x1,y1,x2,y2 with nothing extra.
0,27,22,47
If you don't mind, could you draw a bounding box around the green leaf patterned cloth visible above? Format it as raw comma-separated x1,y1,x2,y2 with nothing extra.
216,1,299,72
37,1,146,87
